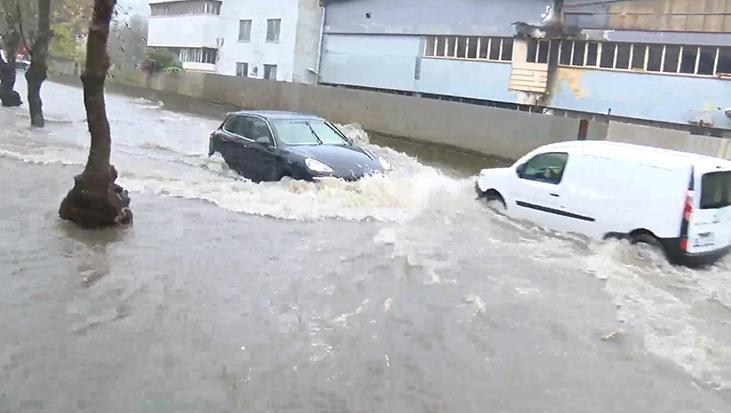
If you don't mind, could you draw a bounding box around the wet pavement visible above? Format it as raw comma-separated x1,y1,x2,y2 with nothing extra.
2,78,731,412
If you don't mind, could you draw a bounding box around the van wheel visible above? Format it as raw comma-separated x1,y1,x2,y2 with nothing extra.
483,190,506,212
629,232,666,258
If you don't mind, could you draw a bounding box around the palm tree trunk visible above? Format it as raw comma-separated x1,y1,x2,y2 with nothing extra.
25,0,51,127
59,0,132,228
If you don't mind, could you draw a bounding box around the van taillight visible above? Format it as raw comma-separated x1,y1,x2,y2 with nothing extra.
680,190,694,252
683,192,694,220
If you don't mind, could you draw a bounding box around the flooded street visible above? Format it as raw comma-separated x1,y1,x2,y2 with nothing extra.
2,79,731,412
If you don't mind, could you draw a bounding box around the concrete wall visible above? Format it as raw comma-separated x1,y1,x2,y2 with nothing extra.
114,71,591,159
550,67,731,130
606,121,731,159
324,0,551,37
51,70,731,160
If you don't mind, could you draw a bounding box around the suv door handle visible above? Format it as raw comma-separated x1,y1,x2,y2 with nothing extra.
550,193,560,197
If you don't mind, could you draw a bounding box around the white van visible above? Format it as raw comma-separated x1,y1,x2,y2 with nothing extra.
476,141,731,266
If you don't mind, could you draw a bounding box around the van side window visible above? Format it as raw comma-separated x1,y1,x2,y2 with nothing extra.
519,152,569,185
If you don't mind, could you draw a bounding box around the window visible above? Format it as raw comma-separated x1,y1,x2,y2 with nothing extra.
572,41,586,66
456,37,468,58
557,41,729,77
664,45,681,73
701,172,731,210
246,118,273,142
718,48,731,74
615,44,631,69
436,36,447,57
647,45,663,71
519,153,569,185
224,116,247,136
600,42,615,68
537,40,549,64
560,41,572,65
631,45,646,70
425,36,436,57
236,62,248,78
467,37,478,59
266,19,281,42
680,46,698,74
179,47,217,64
239,20,252,42
586,43,598,66
150,1,221,16
271,120,348,146
264,64,277,80
423,35,513,62
527,40,549,64
698,47,716,75
226,116,272,141
501,38,513,61
489,38,501,60
478,37,489,59
527,40,537,63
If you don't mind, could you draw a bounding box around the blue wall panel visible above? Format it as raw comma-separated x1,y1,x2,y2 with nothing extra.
550,69,731,129
320,34,519,103
320,35,420,91
417,59,516,102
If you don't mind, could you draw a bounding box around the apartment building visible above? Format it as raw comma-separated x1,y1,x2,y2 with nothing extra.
147,0,324,83
318,0,731,130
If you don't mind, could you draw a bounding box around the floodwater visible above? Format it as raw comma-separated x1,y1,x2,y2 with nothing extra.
2,78,731,412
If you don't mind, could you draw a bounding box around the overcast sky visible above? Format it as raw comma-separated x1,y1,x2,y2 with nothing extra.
118,0,150,17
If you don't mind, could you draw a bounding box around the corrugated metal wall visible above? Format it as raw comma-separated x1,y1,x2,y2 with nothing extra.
566,0,731,32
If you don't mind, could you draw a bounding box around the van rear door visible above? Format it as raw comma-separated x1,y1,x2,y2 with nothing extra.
687,170,731,254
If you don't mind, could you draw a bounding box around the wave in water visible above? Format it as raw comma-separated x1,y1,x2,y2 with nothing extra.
1,125,469,223
585,241,731,390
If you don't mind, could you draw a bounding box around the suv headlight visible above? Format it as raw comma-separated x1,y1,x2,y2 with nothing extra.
378,157,392,171
305,158,333,174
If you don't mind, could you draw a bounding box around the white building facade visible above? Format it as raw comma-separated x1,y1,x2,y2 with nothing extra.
147,0,324,83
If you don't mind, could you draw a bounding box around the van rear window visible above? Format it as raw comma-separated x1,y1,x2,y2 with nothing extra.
701,172,731,209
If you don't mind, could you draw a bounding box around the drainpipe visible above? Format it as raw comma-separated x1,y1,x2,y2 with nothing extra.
314,3,326,84
543,0,566,109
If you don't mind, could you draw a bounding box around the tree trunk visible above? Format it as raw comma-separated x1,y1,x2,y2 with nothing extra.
59,0,132,228
26,0,52,127
0,32,22,107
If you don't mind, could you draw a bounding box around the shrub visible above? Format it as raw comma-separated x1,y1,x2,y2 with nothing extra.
142,48,183,73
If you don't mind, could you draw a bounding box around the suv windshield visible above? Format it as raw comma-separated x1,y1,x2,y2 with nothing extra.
272,120,348,146
701,171,731,209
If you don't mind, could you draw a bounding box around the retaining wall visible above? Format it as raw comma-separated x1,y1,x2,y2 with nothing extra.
606,121,731,159
131,72,594,160
50,70,731,161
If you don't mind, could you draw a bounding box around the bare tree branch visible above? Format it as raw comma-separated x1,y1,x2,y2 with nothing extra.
15,0,30,54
